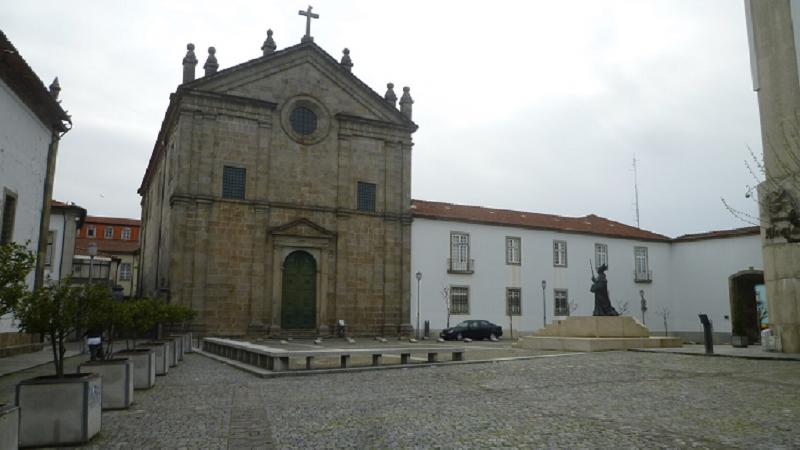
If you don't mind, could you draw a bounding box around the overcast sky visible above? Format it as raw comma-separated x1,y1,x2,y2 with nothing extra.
2,1,762,237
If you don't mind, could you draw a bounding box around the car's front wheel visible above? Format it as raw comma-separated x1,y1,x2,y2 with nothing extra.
456,332,463,340
489,332,498,341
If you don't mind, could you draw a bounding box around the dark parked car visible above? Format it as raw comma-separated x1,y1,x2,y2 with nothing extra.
440,320,503,341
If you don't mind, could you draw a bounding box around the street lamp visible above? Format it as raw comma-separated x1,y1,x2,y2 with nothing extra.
87,242,97,284
541,280,547,327
415,271,422,339
639,289,647,325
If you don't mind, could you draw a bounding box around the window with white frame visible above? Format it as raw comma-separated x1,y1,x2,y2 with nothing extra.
506,288,521,316
45,231,55,266
553,240,567,267
505,237,521,265
120,262,132,281
87,225,96,238
121,227,132,240
450,232,471,272
554,289,569,316
450,286,470,314
595,243,608,267
634,246,650,280
104,226,114,239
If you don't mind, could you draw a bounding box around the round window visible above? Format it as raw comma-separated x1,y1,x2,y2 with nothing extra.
290,106,318,135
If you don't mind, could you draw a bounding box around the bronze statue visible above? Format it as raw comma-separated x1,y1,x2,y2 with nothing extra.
590,263,619,316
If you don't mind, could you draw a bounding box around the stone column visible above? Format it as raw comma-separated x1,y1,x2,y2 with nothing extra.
750,1,800,353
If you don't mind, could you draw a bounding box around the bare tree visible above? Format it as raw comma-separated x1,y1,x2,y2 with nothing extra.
441,285,451,329
657,307,672,336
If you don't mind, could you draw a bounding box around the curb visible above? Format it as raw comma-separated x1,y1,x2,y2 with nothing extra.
628,348,800,362
195,349,587,378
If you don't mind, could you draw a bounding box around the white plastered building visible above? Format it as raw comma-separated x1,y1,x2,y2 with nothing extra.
410,200,762,343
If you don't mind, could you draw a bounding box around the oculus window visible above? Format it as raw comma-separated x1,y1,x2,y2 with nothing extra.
290,106,317,136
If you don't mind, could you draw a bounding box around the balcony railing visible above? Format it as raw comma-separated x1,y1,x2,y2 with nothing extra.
634,270,653,283
447,258,475,274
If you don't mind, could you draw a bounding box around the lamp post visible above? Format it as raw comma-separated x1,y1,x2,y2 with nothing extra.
415,271,422,339
87,242,97,284
541,280,547,328
640,289,647,325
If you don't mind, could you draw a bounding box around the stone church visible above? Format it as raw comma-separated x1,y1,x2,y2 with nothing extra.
138,22,417,337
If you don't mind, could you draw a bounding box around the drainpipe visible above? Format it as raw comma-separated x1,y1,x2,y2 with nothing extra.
34,123,71,290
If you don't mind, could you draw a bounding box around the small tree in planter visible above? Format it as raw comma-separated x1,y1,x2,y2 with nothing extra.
12,280,104,446
162,303,197,359
79,291,136,409
114,299,159,390
0,242,35,449
0,242,35,318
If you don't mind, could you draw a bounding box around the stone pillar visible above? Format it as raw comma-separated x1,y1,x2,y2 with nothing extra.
749,1,800,352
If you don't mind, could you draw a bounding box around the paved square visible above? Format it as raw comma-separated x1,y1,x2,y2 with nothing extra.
3,349,798,448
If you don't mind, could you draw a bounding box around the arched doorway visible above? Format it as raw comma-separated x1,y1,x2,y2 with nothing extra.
729,269,764,344
281,251,316,330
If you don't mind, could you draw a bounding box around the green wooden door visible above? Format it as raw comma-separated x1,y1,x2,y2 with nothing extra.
281,251,316,329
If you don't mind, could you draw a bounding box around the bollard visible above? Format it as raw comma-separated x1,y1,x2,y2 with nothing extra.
424,320,430,338
698,314,713,354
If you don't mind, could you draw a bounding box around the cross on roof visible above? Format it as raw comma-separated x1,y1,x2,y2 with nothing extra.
299,6,319,43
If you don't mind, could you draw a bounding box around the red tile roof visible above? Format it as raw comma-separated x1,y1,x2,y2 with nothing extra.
673,226,760,242
411,200,671,241
85,216,141,227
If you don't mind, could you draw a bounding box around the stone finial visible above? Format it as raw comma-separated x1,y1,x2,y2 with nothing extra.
340,48,353,72
203,47,219,76
182,43,198,83
399,86,414,119
261,29,277,56
49,77,61,100
384,83,397,106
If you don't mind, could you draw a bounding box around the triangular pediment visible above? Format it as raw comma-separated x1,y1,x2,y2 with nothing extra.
182,42,414,129
270,218,336,239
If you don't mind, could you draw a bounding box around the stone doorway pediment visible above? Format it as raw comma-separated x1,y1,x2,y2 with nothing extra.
269,218,336,240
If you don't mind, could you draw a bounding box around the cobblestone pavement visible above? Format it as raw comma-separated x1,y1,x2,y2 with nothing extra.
3,350,799,449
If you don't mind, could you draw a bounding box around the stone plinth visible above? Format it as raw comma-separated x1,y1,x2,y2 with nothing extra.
517,316,682,352
534,316,650,338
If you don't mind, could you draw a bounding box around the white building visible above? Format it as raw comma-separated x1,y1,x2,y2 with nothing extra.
410,200,762,343
44,200,86,285
0,31,71,333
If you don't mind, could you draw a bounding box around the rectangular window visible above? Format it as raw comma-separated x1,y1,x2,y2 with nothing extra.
554,289,569,316
506,288,521,316
104,226,114,239
595,243,608,267
45,231,55,266
1,194,17,245
121,227,131,240
222,166,246,200
357,182,376,212
450,286,470,314
449,232,473,273
120,262,132,281
553,240,567,267
634,246,650,281
505,237,521,265
87,225,96,238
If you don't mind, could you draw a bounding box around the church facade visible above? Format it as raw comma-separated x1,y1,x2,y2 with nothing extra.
138,31,417,336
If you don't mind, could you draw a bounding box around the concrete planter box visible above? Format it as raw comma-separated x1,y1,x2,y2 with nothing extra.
183,332,193,353
16,373,102,447
169,334,184,361
153,338,178,367
79,358,134,410
115,349,156,389
137,342,170,375
732,335,749,348
0,404,19,450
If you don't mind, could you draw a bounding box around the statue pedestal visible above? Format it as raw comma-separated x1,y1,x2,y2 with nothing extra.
516,316,681,352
